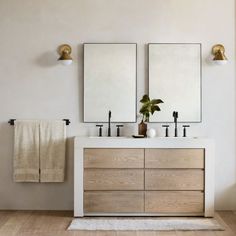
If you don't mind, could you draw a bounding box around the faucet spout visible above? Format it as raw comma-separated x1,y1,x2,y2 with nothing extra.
108,110,111,137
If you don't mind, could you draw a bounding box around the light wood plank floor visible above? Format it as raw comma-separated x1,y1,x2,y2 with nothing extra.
0,211,235,236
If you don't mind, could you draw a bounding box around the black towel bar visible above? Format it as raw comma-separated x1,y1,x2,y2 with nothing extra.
8,119,71,126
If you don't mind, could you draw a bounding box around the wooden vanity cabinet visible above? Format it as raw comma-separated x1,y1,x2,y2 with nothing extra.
84,148,144,168
83,148,144,213
144,148,204,214
145,191,204,213
83,148,205,215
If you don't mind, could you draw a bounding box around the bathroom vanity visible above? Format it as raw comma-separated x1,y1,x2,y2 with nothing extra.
74,137,214,217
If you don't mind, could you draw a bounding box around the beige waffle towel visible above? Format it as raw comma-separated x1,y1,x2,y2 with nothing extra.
13,120,40,182
39,120,66,182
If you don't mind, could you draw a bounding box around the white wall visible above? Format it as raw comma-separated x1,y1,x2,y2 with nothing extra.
0,0,235,210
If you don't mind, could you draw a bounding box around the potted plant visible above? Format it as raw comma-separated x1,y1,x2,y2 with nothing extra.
139,94,163,136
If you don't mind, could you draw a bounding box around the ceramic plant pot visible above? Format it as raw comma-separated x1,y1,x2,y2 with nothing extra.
138,120,147,136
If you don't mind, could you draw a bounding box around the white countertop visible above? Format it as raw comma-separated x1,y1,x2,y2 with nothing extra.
74,136,213,148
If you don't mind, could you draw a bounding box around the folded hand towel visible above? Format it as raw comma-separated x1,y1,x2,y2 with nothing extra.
13,120,40,182
39,120,66,182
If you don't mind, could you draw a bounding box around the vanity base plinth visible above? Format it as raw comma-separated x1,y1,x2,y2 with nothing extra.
83,213,205,217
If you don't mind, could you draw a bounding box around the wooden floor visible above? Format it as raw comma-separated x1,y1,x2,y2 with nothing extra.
0,211,236,236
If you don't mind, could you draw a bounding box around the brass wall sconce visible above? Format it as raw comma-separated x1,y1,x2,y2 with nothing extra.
58,44,73,65
212,44,228,65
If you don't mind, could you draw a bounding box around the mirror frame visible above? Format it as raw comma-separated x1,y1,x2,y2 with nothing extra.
83,43,137,123
148,43,202,123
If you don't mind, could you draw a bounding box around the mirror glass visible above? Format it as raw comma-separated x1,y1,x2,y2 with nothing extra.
148,43,201,122
84,43,137,122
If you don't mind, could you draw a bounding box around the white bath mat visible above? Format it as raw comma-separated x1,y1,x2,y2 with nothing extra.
68,217,224,231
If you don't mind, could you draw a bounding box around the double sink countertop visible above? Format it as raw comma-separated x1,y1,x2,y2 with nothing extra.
74,136,214,149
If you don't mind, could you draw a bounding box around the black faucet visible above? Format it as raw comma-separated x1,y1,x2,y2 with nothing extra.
116,125,123,137
108,110,111,137
96,125,103,137
173,111,178,137
183,125,190,137
162,125,170,137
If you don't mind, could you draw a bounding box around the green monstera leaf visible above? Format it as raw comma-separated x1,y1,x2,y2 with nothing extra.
140,94,150,103
139,94,163,122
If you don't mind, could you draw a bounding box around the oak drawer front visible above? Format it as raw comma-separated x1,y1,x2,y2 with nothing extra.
145,169,204,190
145,191,204,213
145,149,204,169
84,169,144,190
84,148,144,168
84,191,144,213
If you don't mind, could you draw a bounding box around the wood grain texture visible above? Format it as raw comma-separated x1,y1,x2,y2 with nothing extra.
0,211,13,229
84,169,144,190
0,211,235,235
84,148,144,168
216,211,236,235
19,211,72,233
84,191,144,213
145,149,204,169
145,191,204,213
0,211,32,235
145,169,204,190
